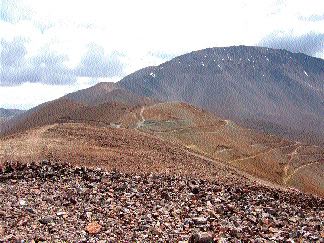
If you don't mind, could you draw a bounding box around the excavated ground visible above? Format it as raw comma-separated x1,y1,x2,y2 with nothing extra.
0,161,323,242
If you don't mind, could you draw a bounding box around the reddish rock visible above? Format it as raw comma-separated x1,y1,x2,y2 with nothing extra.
86,222,102,234
0,161,323,241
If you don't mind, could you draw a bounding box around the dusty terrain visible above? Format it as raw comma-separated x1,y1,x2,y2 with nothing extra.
1,101,323,197
0,122,242,182
120,102,324,197
0,161,323,242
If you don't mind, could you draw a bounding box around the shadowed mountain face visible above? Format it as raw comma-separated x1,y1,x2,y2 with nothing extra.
119,46,324,144
62,82,154,106
0,108,25,131
0,108,24,119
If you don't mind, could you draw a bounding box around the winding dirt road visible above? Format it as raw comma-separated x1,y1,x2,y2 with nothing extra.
136,107,146,129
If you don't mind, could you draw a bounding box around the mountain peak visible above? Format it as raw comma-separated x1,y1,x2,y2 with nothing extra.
92,82,117,91
119,45,324,145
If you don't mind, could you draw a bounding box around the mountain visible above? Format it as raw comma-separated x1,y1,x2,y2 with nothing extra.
1,46,323,197
0,108,25,132
1,47,323,240
0,83,155,136
119,46,324,145
0,108,24,119
62,82,154,106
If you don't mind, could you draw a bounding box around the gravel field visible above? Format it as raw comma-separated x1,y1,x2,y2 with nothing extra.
0,161,323,242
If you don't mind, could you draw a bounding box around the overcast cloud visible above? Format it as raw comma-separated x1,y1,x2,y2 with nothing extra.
1,38,76,85
259,32,324,57
1,39,124,86
0,0,323,108
75,44,124,78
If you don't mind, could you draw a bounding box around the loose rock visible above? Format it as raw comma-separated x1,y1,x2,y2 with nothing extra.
0,161,323,241
39,217,53,225
0,225,5,237
86,222,102,234
189,232,214,243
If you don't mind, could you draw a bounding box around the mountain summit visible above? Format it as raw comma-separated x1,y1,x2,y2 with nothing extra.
119,46,324,144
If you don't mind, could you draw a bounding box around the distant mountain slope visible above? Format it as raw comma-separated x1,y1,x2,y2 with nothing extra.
0,108,25,133
62,82,154,106
119,46,324,144
0,83,156,136
0,99,86,136
0,108,24,118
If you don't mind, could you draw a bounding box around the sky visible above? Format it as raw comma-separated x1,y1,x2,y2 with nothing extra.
0,0,323,109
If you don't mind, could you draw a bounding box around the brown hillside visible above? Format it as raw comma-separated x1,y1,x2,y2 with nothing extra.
0,83,156,136
120,102,324,197
0,122,245,184
1,97,323,197
0,99,86,136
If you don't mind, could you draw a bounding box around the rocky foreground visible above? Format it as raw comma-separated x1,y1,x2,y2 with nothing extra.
0,161,323,242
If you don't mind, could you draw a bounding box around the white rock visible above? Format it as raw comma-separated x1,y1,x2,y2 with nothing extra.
57,211,67,216
19,199,27,206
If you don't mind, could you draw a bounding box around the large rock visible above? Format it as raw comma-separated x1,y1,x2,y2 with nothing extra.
86,222,102,234
188,232,214,243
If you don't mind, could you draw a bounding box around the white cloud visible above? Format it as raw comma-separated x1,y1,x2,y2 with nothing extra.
2,0,323,59
0,0,323,108
0,77,118,109
0,82,73,109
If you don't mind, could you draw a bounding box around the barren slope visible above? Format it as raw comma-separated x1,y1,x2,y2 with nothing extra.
2,98,323,196
120,102,324,196
0,82,156,136
0,122,242,183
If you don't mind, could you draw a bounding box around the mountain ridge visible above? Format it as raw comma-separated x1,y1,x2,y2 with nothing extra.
119,45,324,144
0,83,156,136
0,108,24,118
